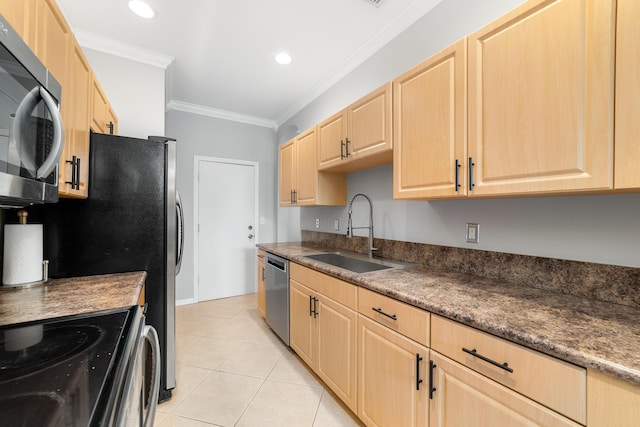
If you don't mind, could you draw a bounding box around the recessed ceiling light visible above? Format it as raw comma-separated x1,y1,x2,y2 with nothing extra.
275,52,292,65
128,0,155,19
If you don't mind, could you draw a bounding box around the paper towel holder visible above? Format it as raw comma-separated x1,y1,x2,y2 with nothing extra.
1,210,50,289
0,260,50,288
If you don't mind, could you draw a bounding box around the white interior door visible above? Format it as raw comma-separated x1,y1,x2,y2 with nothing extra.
196,157,258,301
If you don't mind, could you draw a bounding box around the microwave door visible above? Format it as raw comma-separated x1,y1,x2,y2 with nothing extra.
10,85,64,180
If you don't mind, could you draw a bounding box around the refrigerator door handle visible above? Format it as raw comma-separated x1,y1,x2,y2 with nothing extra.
176,190,185,275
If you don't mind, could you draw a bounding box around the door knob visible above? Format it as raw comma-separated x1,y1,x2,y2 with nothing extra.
248,234,254,239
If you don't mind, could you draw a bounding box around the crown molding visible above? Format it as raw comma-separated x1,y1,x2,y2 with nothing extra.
274,0,443,127
72,28,175,69
167,100,278,130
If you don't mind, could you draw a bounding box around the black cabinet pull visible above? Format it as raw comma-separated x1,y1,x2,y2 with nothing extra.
345,137,351,158
416,353,424,390
429,360,437,399
313,297,318,318
455,159,461,192
372,307,397,320
468,157,475,190
340,140,345,160
65,157,75,187
462,347,513,373
65,156,79,190
309,295,313,317
75,157,81,190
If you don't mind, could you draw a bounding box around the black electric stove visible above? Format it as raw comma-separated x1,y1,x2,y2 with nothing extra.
0,306,139,426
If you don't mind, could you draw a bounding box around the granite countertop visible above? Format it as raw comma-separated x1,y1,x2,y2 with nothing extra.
258,242,640,387
0,271,146,327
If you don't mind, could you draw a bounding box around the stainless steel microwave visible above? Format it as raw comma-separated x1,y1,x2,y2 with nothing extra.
0,14,64,207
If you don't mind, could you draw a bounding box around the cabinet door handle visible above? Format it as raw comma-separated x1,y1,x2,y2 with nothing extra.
74,156,81,190
345,137,351,158
309,295,313,317
429,360,437,399
468,157,475,191
455,159,461,192
462,347,513,373
261,267,265,281
65,156,79,190
340,140,345,160
416,353,424,391
65,157,75,188
372,307,397,320
313,297,318,318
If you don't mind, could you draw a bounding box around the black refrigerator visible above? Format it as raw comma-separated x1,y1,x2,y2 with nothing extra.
30,132,183,402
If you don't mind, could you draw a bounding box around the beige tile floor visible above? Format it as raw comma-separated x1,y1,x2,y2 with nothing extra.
154,293,364,427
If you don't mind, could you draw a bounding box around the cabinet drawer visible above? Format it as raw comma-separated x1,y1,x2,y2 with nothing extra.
291,263,357,310
431,315,586,424
358,287,429,346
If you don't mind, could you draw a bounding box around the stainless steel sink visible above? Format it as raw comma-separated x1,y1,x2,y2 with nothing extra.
303,252,403,274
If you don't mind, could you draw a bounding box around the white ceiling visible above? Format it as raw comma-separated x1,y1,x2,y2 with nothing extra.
57,0,443,128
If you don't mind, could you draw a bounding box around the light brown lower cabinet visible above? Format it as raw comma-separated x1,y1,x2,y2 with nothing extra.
357,314,428,427
289,275,358,412
256,251,265,318
587,369,640,427
429,351,581,427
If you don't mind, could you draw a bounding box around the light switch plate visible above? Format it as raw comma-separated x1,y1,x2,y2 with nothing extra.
315,218,320,228
334,219,339,231
466,223,479,243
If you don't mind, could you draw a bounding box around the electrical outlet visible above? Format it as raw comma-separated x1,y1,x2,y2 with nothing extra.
315,218,320,229
466,223,479,243
334,219,339,231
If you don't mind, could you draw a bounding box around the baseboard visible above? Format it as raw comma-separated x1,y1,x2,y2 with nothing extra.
176,298,194,306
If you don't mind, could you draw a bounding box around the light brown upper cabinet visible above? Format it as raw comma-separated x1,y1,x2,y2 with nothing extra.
393,38,467,200
467,0,615,197
279,127,346,207
614,0,640,190
318,82,392,173
91,74,118,135
91,75,109,133
34,0,70,84
0,0,36,45
58,39,91,198
106,104,118,135
279,138,296,206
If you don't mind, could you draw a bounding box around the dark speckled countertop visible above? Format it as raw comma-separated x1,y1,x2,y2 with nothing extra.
258,242,640,387
0,271,146,326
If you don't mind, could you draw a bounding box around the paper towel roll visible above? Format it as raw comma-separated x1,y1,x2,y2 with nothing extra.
3,224,43,285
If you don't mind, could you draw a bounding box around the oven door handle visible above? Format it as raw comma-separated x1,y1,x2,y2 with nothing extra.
143,325,161,427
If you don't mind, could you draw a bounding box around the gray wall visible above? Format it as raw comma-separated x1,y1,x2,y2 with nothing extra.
166,110,277,302
279,0,640,268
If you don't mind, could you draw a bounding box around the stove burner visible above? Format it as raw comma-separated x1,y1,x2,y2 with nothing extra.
0,325,103,380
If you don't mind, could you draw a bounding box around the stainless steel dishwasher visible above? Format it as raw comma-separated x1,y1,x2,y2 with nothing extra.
265,253,289,345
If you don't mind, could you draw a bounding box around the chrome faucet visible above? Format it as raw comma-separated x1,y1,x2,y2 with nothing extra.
346,193,377,258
